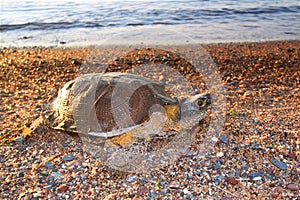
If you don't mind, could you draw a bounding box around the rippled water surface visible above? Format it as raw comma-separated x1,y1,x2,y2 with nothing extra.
1,0,299,46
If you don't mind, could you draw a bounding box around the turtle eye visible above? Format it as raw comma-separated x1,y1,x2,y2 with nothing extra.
197,94,211,108
197,98,206,108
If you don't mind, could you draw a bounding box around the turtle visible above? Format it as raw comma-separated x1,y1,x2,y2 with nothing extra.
31,72,210,147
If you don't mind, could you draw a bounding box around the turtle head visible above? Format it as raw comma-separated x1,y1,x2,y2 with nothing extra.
179,93,211,119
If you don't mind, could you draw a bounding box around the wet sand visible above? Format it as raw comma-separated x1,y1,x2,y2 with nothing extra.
0,40,299,199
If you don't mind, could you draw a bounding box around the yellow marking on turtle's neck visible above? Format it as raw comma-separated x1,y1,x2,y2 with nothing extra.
165,104,181,122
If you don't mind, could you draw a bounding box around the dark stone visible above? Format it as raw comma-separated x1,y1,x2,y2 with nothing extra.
254,128,260,135
242,164,249,170
51,172,64,180
231,146,239,150
270,159,287,170
62,154,75,162
38,77,46,82
128,193,136,198
44,161,53,169
218,158,225,164
249,173,264,180
213,163,221,170
220,136,229,144
159,181,165,187
14,137,24,142
148,191,156,198
18,172,24,178
214,175,225,183
40,171,49,176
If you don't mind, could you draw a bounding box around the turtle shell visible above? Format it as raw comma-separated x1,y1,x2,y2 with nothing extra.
46,72,179,134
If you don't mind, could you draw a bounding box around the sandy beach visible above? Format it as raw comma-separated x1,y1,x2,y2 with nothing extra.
0,40,299,199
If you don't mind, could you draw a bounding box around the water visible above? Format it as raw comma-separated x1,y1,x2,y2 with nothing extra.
1,0,299,47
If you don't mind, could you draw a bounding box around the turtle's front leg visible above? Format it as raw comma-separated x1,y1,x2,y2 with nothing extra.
109,132,134,147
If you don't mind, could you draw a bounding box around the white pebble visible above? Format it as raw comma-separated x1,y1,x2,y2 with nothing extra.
216,152,224,158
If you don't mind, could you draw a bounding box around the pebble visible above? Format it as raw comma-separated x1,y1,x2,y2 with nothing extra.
249,173,264,181
51,172,64,180
103,194,116,200
216,152,224,158
255,63,262,68
14,136,24,142
213,163,221,170
289,152,297,160
286,183,299,191
137,187,150,196
38,77,46,82
218,158,225,164
169,181,180,189
221,197,233,200
270,159,287,170
242,164,249,170
225,177,239,185
231,146,239,150
44,185,53,190
44,161,53,169
66,160,82,167
126,175,138,183
18,172,25,178
62,154,75,162
57,184,69,193
159,181,165,187
182,188,190,194
148,191,156,199
40,171,49,176
214,175,225,183
160,175,166,181
220,136,229,144
177,147,194,156
71,58,82,66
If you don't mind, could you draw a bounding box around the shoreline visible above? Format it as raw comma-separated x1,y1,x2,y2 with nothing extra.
1,40,299,199
1,38,299,49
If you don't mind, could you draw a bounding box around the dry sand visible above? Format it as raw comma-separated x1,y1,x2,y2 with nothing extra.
0,40,299,199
